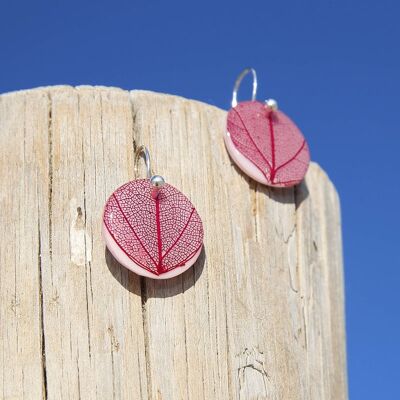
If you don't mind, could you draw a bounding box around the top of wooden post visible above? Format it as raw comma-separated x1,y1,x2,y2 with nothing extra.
0,86,347,400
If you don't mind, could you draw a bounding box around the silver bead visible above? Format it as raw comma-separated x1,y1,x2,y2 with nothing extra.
150,175,165,199
265,98,278,111
150,175,165,187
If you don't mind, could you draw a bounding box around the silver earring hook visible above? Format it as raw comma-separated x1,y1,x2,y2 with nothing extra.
134,145,152,179
134,145,165,199
231,67,258,108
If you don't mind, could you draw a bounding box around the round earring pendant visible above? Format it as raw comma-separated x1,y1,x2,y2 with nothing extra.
103,179,204,279
225,100,310,187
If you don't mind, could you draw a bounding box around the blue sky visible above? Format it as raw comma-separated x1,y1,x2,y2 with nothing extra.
1,0,399,397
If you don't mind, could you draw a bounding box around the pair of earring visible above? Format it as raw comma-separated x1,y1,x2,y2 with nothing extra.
103,68,310,279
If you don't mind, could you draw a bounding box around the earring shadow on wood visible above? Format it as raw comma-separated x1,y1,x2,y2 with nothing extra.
105,247,206,298
229,158,309,206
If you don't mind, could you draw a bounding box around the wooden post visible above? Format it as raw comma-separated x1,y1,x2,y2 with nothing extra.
0,86,347,400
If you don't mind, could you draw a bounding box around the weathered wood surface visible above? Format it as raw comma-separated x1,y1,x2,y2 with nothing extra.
0,86,347,400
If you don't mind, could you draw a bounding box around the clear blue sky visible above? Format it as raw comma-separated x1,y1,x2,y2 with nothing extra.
1,1,399,397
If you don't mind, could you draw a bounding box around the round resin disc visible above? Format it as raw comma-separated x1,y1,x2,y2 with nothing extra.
225,100,310,187
103,179,204,279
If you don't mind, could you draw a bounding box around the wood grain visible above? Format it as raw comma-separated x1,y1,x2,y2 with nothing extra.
0,86,347,400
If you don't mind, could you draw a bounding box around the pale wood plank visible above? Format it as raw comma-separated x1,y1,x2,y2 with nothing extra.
0,89,50,400
40,86,147,400
296,166,348,400
130,90,347,400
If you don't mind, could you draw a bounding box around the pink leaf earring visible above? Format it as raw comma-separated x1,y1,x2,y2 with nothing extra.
103,145,204,279
224,68,310,187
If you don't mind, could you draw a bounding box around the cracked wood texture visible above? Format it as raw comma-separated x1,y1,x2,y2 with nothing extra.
0,86,347,400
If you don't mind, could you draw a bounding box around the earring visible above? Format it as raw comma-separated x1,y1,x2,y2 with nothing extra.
103,145,204,279
224,68,310,187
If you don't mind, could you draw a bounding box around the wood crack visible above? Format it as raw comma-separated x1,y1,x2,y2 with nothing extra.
140,277,152,400
79,92,92,360
38,203,48,400
130,92,152,400
35,90,54,400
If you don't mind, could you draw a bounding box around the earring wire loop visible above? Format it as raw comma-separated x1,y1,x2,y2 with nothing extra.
134,145,152,179
231,67,258,108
